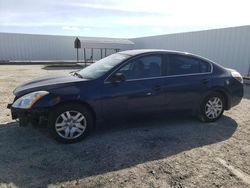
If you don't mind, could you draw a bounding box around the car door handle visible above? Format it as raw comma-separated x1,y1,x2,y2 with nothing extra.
153,85,161,91
201,79,209,84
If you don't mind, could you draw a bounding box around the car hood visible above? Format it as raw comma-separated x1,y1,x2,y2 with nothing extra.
14,73,87,97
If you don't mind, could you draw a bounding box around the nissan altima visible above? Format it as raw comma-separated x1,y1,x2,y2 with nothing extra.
8,50,244,143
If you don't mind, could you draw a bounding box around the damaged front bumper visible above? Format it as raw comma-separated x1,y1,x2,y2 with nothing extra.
7,103,49,126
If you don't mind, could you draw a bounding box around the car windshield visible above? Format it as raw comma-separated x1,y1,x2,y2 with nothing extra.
78,53,129,79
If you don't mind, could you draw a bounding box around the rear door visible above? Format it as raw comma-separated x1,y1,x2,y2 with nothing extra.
163,54,212,110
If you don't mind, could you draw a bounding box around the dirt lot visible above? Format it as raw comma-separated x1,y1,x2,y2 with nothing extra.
0,65,250,188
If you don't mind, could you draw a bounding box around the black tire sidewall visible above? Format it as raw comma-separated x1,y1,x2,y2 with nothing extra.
199,92,225,122
48,103,93,143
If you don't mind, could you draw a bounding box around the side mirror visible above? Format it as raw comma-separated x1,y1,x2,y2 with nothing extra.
110,73,125,83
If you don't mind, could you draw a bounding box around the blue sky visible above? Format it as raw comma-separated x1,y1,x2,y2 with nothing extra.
0,0,249,38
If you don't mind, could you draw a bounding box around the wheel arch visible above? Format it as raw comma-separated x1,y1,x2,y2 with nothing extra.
51,100,97,124
204,88,230,110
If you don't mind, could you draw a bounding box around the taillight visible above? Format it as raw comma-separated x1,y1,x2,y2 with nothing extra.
231,70,243,84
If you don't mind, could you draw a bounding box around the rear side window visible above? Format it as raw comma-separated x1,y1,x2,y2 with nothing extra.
117,55,162,80
168,55,211,76
199,60,211,73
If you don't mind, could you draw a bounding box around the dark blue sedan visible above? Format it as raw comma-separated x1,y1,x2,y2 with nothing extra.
8,50,244,143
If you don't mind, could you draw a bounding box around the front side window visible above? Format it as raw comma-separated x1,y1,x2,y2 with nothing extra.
168,55,211,76
117,55,162,80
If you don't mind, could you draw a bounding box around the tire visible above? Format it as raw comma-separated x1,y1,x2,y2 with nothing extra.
198,92,225,122
48,103,94,143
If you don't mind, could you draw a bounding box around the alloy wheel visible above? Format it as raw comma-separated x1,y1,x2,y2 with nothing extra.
205,97,223,119
55,110,87,139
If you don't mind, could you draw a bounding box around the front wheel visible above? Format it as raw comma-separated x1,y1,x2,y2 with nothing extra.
198,92,225,122
48,104,94,143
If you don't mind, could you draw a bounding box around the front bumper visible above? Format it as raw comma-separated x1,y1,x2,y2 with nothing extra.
7,103,49,121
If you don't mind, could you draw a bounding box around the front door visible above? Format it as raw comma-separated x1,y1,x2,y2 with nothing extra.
100,54,167,119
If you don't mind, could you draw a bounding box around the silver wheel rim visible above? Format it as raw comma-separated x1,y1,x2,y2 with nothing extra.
205,97,223,119
55,110,87,139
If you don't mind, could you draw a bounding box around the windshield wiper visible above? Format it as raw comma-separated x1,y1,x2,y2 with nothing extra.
71,71,83,79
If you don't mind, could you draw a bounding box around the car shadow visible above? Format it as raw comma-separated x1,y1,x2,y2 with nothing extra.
0,115,237,187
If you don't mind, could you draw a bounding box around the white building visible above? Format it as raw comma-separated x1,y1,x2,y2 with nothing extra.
0,25,250,76
0,33,134,61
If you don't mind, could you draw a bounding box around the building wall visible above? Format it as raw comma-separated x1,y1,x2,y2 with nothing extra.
0,33,76,61
131,25,250,76
0,33,134,61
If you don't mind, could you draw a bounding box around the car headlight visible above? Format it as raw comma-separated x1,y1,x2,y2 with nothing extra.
12,91,49,109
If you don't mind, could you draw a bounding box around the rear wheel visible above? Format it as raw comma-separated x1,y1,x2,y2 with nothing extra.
198,92,225,122
48,103,93,143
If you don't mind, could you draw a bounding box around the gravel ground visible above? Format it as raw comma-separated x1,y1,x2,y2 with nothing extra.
0,65,249,188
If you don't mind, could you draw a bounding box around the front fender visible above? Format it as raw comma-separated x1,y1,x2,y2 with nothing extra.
32,85,81,108
31,86,101,120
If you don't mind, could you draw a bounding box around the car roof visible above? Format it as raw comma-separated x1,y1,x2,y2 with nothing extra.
119,49,189,56
119,49,216,65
